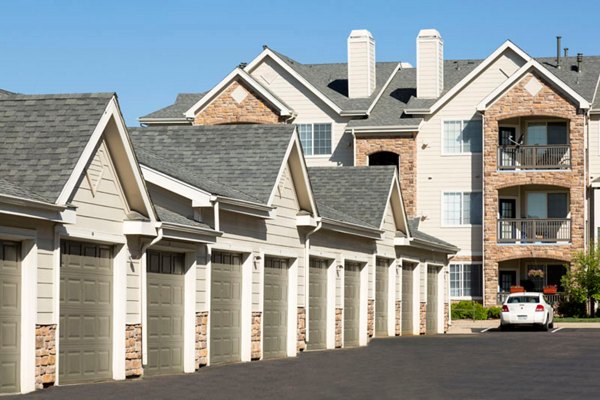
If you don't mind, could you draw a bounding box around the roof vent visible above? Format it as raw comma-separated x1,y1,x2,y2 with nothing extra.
347,29,376,98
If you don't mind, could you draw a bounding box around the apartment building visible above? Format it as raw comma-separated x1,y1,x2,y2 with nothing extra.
142,29,600,306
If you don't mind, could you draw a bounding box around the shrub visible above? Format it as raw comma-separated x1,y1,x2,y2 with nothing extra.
487,306,502,319
557,299,587,318
451,301,488,320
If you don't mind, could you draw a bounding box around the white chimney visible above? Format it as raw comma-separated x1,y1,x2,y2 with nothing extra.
416,29,443,98
347,29,376,98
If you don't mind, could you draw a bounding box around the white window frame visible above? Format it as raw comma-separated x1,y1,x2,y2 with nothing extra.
441,119,483,155
297,123,332,157
441,191,483,227
450,263,483,299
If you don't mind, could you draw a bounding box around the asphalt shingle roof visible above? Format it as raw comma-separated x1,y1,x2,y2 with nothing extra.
130,124,295,204
0,93,114,203
407,218,458,251
140,92,205,120
0,177,54,204
154,204,212,229
308,166,396,229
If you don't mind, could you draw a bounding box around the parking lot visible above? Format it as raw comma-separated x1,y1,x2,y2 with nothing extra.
9,328,600,400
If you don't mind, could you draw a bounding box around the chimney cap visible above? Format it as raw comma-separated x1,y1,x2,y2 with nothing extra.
349,29,373,39
418,29,442,39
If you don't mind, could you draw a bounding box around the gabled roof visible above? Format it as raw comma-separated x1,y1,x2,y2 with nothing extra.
0,88,16,96
0,177,54,205
183,67,293,119
154,204,212,230
477,58,591,111
308,166,397,229
140,92,205,121
0,93,114,203
130,124,297,205
407,218,458,253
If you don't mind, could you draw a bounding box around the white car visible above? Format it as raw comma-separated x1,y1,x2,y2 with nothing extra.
500,292,554,331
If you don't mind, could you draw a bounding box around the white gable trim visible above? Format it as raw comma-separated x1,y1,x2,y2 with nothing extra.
266,130,318,215
141,165,212,207
184,67,293,119
245,48,343,114
476,59,590,111
56,97,158,223
406,41,532,115
366,63,401,115
380,171,411,239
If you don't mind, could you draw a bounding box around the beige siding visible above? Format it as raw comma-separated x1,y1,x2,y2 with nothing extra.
417,38,443,98
250,58,354,166
416,49,526,257
589,116,600,181
348,34,375,98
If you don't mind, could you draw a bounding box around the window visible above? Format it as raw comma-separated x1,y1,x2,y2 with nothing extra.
526,121,568,145
450,264,482,297
443,120,482,154
297,123,332,156
443,192,482,225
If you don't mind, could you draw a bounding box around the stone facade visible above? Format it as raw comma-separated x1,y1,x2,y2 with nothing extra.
395,300,402,336
367,298,374,338
444,303,449,333
125,324,142,377
251,311,262,360
297,307,306,352
193,80,282,126
335,308,343,348
35,324,56,389
195,311,208,368
419,302,427,335
482,72,585,306
355,135,417,216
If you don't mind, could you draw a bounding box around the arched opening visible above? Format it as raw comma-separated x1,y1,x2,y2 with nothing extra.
368,151,399,170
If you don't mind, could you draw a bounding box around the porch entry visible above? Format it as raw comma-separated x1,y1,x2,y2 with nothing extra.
499,270,517,293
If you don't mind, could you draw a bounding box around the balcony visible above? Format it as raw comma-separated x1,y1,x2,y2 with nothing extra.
497,145,571,170
497,218,571,243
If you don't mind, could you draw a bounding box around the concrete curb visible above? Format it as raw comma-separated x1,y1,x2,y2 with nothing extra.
447,319,600,334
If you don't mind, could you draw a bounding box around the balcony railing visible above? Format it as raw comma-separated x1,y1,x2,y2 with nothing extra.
497,218,571,243
497,145,571,170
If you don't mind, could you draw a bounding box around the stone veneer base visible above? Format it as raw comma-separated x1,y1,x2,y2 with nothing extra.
35,324,56,389
125,324,142,378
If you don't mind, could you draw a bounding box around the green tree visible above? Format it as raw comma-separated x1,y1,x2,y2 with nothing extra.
562,243,600,317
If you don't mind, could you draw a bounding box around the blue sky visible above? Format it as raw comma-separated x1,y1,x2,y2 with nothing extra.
2,0,600,124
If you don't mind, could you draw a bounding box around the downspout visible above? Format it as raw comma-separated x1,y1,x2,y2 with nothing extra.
351,128,356,166
304,219,323,343
140,226,163,364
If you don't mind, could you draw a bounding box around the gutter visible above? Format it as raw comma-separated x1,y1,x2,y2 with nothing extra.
0,193,67,212
137,117,191,126
320,217,383,240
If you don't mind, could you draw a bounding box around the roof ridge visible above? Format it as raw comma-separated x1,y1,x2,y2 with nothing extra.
0,92,115,100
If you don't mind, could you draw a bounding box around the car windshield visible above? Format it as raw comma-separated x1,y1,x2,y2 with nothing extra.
507,296,539,304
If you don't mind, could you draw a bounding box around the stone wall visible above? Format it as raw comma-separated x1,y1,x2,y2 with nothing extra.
35,324,56,389
444,303,449,333
297,307,306,352
193,80,282,125
195,311,208,368
395,300,402,336
367,298,374,339
125,324,142,378
335,308,343,348
251,311,262,360
482,72,585,306
419,302,427,335
355,135,417,216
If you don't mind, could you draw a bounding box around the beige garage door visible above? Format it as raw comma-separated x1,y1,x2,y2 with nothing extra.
375,258,389,337
308,258,328,350
0,241,20,394
426,265,439,335
263,257,288,360
401,263,415,336
146,251,184,376
344,262,361,347
210,251,242,365
60,240,112,384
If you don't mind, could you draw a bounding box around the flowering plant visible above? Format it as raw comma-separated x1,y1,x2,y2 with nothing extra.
528,269,544,278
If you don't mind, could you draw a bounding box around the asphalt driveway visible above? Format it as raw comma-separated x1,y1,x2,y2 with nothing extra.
9,329,600,400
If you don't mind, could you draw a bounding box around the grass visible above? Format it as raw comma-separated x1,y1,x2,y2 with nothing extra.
554,317,600,322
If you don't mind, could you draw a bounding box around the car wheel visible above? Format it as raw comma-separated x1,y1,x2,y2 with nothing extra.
500,324,511,331
542,316,549,332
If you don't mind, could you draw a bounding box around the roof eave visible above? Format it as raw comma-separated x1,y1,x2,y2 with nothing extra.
320,217,383,240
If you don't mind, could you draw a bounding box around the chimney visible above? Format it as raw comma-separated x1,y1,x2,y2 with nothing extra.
417,29,444,98
347,29,376,98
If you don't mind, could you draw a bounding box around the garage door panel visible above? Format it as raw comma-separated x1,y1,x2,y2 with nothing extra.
0,360,18,393
344,263,360,347
375,260,389,337
263,257,288,360
210,251,243,365
146,251,185,376
426,266,439,334
60,240,113,384
402,265,414,335
308,258,328,350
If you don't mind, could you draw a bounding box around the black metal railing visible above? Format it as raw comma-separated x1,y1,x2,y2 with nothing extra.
497,218,571,243
497,145,571,170
496,292,564,305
